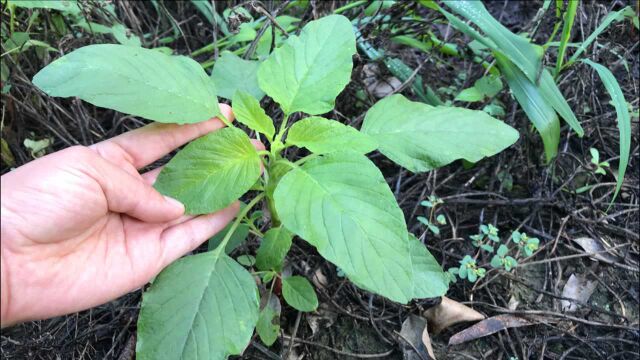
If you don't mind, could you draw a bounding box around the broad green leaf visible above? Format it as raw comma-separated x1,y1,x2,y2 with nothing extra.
207,223,250,253
155,127,261,214
255,226,293,272
408,234,448,299
8,0,80,13
232,90,275,139
256,16,301,59
455,75,503,102
136,252,259,360
282,276,318,312
495,53,559,162
257,15,356,115
274,151,414,303
538,69,584,136
256,295,281,346
286,117,377,154
361,94,519,172
582,60,631,203
442,0,544,82
211,52,264,100
32,44,219,124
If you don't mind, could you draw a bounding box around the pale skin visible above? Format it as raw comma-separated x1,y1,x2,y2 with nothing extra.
0,104,260,327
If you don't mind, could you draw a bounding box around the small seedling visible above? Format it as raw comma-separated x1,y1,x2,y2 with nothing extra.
511,231,540,257
589,147,610,175
418,195,446,235
490,245,518,271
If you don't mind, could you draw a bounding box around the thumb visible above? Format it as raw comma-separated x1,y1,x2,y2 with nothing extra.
90,156,185,222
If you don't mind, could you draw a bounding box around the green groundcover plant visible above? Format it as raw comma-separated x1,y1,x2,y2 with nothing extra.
33,14,519,360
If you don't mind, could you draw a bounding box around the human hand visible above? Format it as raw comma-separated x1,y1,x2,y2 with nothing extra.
0,105,256,327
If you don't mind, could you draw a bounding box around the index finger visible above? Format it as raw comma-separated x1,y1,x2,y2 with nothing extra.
93,104,234,169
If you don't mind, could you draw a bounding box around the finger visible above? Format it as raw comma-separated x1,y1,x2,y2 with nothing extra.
90,156,185,222
159,202,240,266
141,166,164,185
91,104,234,169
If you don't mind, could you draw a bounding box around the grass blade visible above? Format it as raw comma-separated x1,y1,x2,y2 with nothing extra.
582,59,631,204
538,69,584,136
554,0,578,77
566,6,634,67
442,0,544,83
496,53,560,162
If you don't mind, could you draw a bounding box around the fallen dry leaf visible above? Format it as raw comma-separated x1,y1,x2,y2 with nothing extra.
421,325,436,360
571,237,617,264
399,315,436,360
448,315,533,345
561,274,598,311
423,297,485,334
305,303,337,336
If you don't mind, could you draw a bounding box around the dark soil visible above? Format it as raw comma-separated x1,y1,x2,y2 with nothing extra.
1,1,639,359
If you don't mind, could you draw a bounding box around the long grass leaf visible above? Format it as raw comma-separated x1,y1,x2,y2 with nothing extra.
496,53,560,162
554,0,578,77
582,60,631,204
566,6,634,67
539,69,584,136
442,0,544,83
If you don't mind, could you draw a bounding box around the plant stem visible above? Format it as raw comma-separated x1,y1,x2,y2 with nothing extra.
213,193,265,257
333,0,367,14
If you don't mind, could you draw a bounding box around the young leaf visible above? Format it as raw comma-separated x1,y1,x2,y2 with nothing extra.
497,244,509,257
256,295,281,346
455,75,502,102
207,223,250,253
136,252,259,360
274,151,414,303
232,90,275,139
257,15,356,115
361,94,519,172
495,53,560,162
282,276,318,312
408,234,449,299
32,44,220,124
255,226,293,272
211,52,264,100
582,60,631,204
286,117,377,154
154,127,261,214
237,255,256,267
490,255,503,268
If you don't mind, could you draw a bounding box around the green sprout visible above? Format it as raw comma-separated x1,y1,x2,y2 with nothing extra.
490,244,517,271
511,231,539,256
589,147,610,175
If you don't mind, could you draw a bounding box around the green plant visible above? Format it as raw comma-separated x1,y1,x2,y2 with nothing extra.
511,231,540,257
449,227,538,283
589,148,610,175
420,1,632,200
32,14,519,359
417,195,446,235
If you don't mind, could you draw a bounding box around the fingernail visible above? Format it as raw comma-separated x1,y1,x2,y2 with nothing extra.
164,196,185,212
